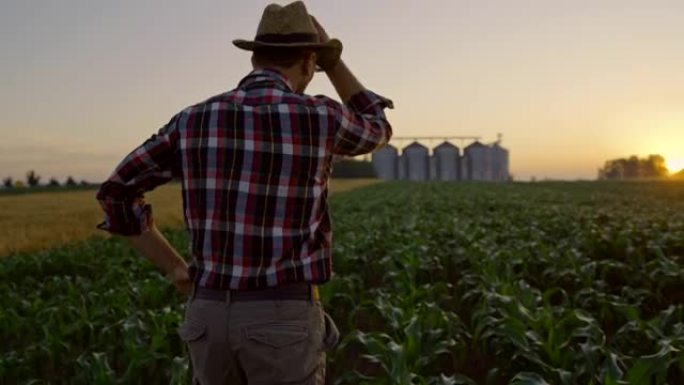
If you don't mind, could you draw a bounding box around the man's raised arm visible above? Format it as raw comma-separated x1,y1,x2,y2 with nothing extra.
312,17,394,156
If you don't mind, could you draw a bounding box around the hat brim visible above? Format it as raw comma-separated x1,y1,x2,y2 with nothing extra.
233,38,340,51
233,38,343,71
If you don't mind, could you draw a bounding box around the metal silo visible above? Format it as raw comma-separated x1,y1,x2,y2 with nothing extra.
429,155,438,181
491,143,509,181
402,141,430,181
372,144,399,180
433,141,460,181
462,141,492,181
398,153,406,180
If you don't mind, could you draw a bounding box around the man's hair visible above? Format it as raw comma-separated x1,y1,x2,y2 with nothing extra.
252,47,313,69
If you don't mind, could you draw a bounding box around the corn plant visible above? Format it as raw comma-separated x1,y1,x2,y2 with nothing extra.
1,181,683,384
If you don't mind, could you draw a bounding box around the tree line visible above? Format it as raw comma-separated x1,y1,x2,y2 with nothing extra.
2,170,90,189
331,158,377,178
1,161,374,189
597,155,670,180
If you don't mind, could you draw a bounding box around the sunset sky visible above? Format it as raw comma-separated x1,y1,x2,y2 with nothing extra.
1,0,683,182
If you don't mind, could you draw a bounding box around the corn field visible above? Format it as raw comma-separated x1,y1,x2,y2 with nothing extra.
1,181,683,384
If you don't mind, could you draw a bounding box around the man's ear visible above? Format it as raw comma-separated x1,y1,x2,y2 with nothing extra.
310,51,318,72
302,51,317,76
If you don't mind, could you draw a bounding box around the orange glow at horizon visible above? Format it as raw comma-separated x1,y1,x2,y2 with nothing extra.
665,156,684,174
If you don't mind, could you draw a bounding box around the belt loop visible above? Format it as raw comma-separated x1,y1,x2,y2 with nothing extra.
226,289,231,304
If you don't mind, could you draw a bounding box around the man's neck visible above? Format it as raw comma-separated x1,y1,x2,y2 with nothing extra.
253,66,300,92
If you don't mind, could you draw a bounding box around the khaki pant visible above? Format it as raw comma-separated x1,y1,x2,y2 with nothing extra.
178,294,339,385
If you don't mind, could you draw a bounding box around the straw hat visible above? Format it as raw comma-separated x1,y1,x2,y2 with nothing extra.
233,1,342,70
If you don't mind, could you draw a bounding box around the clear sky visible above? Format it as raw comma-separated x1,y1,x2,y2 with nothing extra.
1,0,683,182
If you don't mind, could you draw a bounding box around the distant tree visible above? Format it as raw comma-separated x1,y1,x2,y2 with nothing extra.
79,179,90,186
598,155,668,180
48,177,60,187
65,176,77,186
26,170,41,187
14,180,25,188
2,177,12,188
674,169,684,180
598,159,624,180
623,156,640,178
641,155,668,178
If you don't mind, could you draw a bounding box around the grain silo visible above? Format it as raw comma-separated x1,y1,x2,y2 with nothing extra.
490,142,509,181
462,141,492,181
398,154,406,180
372,144,399,180
433,141,460,181
429,156,438,181
402,142,430,181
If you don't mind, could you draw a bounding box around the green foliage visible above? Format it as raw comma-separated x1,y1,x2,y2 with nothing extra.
324,181,683,384
0,238,189,384
1,181,683,384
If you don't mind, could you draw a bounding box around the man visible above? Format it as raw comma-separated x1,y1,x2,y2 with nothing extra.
96,1,392,384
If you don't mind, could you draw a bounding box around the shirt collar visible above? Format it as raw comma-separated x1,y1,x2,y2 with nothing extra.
238,68,295,93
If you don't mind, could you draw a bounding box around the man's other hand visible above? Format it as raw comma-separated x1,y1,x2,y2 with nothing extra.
169,265,192,297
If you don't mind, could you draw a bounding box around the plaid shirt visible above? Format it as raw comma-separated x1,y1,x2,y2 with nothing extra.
96,69,392,290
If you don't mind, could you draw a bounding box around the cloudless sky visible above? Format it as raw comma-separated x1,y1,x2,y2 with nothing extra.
1,0,683,182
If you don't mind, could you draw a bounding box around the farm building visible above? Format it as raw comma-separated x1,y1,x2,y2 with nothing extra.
401,142,430,181
462,141,492,181
433,141,461,181
372,138,509,182
371,144,399,180
490,142,510,181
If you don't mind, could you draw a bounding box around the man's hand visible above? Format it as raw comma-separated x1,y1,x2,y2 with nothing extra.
310,16,364,102
168,265,192,297
311,16,330,43
310,15,343,72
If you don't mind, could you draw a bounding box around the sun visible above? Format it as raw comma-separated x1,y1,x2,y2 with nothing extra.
665,156,684,174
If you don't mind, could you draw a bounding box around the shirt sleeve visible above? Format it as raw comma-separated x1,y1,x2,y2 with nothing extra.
325,90,394,156
95,113,183,236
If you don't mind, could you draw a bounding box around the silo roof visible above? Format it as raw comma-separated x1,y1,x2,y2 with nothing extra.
403,141,429,150
491,142,508,151
434,141,458,150
466,140,484,148
465,140,486,149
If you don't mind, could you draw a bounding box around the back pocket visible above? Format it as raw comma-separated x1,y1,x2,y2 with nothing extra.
240,321,321,383
178,318,207,343
245,322,309,349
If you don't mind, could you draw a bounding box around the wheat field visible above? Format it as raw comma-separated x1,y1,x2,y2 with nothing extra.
0,179,378,257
